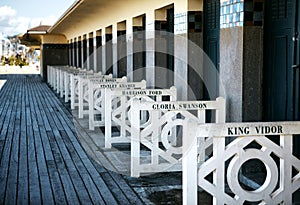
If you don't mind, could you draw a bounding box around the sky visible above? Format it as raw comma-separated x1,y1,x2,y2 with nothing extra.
0,0,75,36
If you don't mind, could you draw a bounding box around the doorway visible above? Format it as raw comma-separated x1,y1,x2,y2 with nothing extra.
264,0,299,121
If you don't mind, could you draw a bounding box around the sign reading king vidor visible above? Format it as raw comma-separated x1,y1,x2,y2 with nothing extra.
227,125,283,135
193,121,300,137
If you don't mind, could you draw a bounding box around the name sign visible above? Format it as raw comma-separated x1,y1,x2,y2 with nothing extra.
90,78,117,82
194,122,300,138
227,125,283,136
94,83,138,89
122,90,163,96
151,102,207,110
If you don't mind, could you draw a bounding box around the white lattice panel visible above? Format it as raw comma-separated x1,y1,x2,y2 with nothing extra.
182,121,300,205
88,80,146,130
77,73,114,118
104,87,177,148
70,70,92,109
130,97,225,177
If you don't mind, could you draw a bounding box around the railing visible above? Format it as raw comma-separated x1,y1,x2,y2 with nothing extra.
104,87,177,148
130,97,226,177
182,121,300,205
88,79,147,130
48,66,300,204
77,73,116,118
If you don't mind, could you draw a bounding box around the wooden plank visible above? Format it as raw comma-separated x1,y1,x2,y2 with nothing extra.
0,78,18,204
58,131,88,174
0,158,9,204
100,172,131,205
39,175,54,205
0,77,12,132
5,82,21,205
80,173,105,204
27,123,42,204
60,175,80,205
0,75,148,205
17,75,29,205
0,76,15,164
28,78,54,205
38,105,52,131
39,127,54,161
88,171,119,204
27,78,46,204
47,160,67,204
109,171,144,205
0,79,16,140
47,131,68,175
64,159,93,204
42,89,116,204
39,84,76,135
34,128,54,204
60,130,118,204
42,77,145,204
28,80,55,204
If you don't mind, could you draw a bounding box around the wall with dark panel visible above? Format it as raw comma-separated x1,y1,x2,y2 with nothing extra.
41,44,68,81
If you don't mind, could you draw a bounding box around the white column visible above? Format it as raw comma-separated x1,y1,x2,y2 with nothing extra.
72,40,74,67
93,31,97,72
86,34,90,70
102,34,106,74
81,36,84,68
126,18,133,81
146,11,155,88
174,4,188,100
182,120,198,205
76,38,79,67
112,23,118,76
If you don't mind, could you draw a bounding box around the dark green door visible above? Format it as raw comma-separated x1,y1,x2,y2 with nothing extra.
203,0,220,100
294,0,300,121
264,0,298,121
133,15,146,82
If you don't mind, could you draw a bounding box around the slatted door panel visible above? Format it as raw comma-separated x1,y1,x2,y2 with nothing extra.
204,0,220,100
294,0,300,121
264,0,296,121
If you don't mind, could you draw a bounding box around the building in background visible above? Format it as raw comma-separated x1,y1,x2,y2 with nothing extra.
0,33,13,58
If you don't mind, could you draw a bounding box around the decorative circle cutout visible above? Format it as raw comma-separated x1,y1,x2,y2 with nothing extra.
227,149,278,202
160,119,183,155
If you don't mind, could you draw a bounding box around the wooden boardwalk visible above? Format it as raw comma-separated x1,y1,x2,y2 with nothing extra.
0,75,144,205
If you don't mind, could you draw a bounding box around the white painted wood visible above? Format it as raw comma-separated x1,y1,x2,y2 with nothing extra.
131,98,141,177
129,97,226,177
64,70,70,102
77,72,113,118
104,87,177,148
182,120,198,205
69,69,92,109
88,80,146,130
182,121,300,205
59,68,64,97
